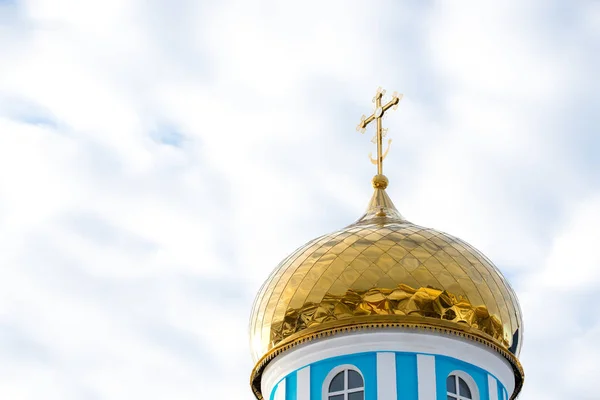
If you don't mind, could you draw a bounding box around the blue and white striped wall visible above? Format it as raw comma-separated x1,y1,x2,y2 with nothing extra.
262,331,514,400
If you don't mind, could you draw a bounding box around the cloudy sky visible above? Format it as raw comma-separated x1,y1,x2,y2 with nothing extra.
0,1,599,399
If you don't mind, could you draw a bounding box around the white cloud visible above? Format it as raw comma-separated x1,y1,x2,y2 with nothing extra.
541,196,600,289
0,1,598,399
517,195,600,398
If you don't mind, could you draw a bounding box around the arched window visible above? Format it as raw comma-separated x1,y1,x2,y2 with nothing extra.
323,365,365,400
447,371,479,400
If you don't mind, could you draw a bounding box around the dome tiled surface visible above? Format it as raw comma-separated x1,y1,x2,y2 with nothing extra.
249,190,523,363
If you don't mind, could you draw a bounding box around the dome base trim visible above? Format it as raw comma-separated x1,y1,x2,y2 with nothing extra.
250,317,524,400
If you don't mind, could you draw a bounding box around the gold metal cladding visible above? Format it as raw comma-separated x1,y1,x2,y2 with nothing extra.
249,219,523,362
356,87,403,175
250,319,524,400
248,191,523,365
269,284,506,346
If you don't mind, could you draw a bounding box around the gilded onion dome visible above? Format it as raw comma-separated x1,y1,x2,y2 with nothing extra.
249,176,524,397
249,88,524,399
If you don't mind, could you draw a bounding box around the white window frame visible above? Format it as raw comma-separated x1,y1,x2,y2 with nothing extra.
446,370,480,400
322,364,365,400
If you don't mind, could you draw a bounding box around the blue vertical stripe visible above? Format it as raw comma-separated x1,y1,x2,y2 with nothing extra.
396,353,418,400
497,381,507,400
286,371,297,400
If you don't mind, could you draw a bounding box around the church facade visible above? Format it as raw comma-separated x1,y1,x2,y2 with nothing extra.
248,89,524,400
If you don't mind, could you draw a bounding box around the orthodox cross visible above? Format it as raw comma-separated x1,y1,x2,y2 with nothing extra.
356,87,403,175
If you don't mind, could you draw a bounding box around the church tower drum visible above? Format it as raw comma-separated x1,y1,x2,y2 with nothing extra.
248,88,524,400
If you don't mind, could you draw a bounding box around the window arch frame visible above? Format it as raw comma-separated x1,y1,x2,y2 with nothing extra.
322,364,365,400
446,370,480,400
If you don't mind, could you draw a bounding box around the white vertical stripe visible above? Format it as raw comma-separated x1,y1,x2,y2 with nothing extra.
297,366,310,400
488,375,498,400
274,379,286,400
377,352,397,400
417,354,436,400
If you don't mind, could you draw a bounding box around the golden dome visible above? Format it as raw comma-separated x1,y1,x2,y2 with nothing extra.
249,183,524,396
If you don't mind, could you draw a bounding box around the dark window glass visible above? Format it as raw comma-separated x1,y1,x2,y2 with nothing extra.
448,396,456,400
447,375,456,393
329,395,344,400
348,392,364,400
329,372,344,392
348,370,363,389
459,377,472,397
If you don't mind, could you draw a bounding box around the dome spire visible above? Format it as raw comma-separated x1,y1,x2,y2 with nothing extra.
354,174,405,223
356,87,404,222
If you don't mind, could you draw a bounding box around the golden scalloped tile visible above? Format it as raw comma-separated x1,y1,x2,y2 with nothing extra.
359,267,385,284
342,233,361,246
410,244,434,261
373,238,397,252
413,227,436,239
398,237,420,251
387,244,409,262
411,265,442,289
364,231,384,242
375,275,398,288
400,253,420,272
326,279,349,297
456,276,485,307
326,257,348,276
422,256,446,275
386,231,410,242
352,276,378,292
387,265,409,282
338,267,361,286
374,252,396,272
443,244,462,258
362,244,384,260
338,246,361,264
443,260,468,279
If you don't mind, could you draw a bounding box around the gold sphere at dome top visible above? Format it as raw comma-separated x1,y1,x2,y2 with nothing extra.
371,174,389,189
